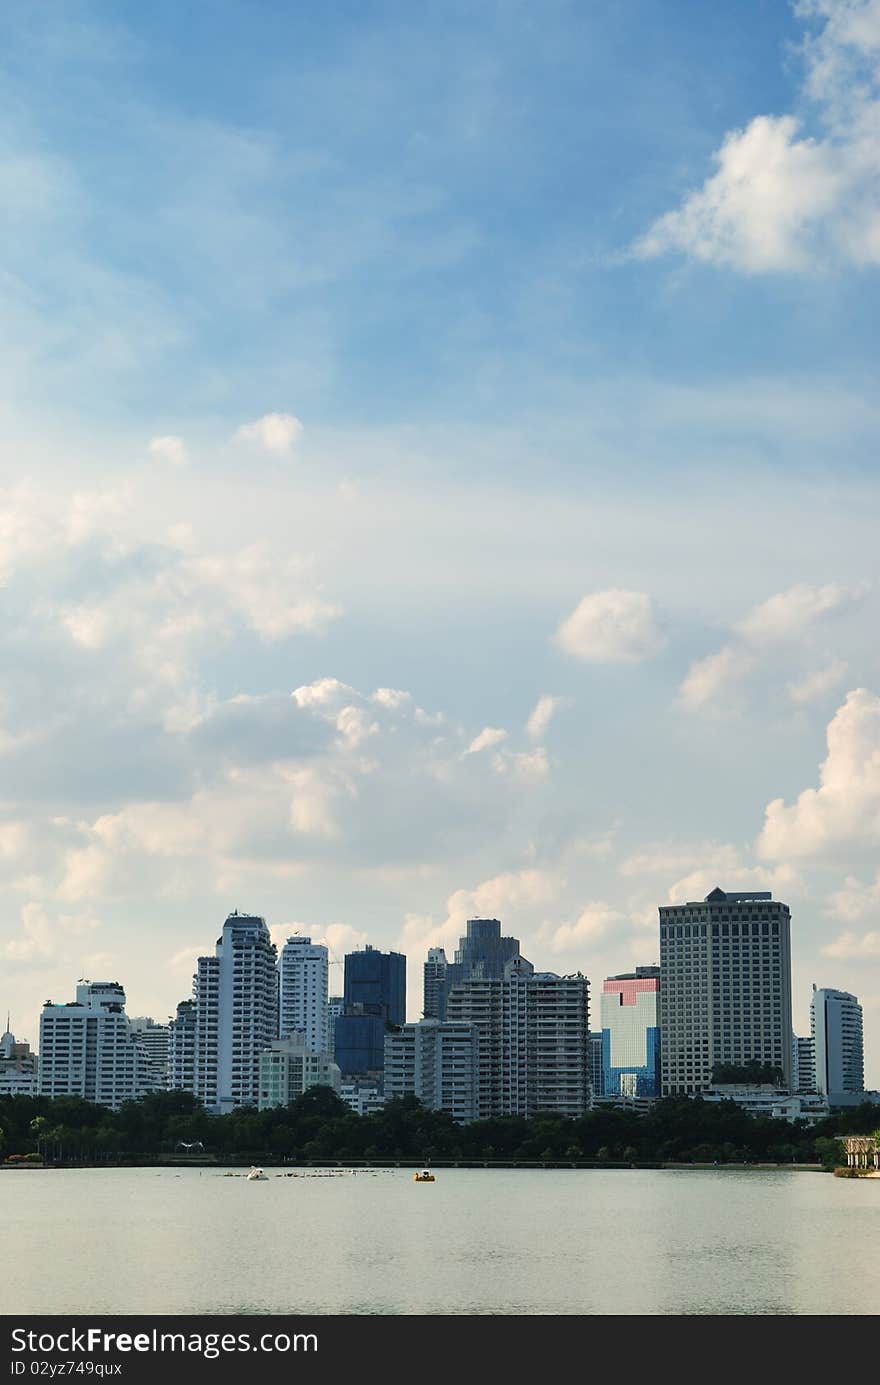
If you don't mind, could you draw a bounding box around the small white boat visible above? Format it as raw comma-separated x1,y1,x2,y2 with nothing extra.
246,1166,268,1181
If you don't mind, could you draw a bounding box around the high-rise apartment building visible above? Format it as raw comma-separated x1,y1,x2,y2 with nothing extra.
193,912,278,1115
38,982,158,1109
334,946,406,1077
810,987,864,1099
130,1017,171,1088
658,888,793,1096
600,966,661,1099
278,936,329,1054
792,1032,816,1094
258,1035,340,1110
446,956,591,1119
384,1019,480,1122
168,999,196,1093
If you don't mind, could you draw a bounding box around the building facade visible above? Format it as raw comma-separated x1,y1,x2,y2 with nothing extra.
811,987,864,1100
792,1033,816,1094
658,888,793,1096
446,956,591,1119
130,1017,171,1088
600,966,661,1099
278,936,329,1054
335,946,406,1077
258,1035,340,1110
168,999,196,1093
193,912,279,1115
384,1020,480,1122
423,919,522,1020
37,982,158,1110
0,1022,37,1097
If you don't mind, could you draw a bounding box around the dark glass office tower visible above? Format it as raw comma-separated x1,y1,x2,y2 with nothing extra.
423,918,521,1020
335,945,406,1076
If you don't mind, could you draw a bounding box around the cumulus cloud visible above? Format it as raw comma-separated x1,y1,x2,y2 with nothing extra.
543,901,625,951
619,839,802,904
555,589,665,664
821,930,880,958
633,0,880,272
234,412,303,454
466,726,508,755
827,871,880,920
525,694,570,740
148,435,189,466
758,687,880,860
679,583,863,712
737,582,863,641
492,746,550,781
787,659,849,705
678,645,757,711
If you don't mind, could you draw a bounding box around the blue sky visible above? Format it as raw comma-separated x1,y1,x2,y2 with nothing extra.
2,0,880,1082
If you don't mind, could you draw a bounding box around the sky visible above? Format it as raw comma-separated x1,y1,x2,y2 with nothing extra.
1,0,879,1083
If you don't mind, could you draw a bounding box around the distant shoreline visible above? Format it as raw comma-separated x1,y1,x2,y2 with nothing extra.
1,1159,826,1172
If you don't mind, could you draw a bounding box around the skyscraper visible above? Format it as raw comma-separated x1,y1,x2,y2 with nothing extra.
810,986,864,1099
334,946,406,1077
193,912,278,1114
278,935,329,1054
38,982,158,1110
658,887,793,1096
600,966,661,1099
422,918,521,1019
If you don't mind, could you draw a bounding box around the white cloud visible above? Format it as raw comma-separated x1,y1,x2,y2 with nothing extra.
492,746,550,782
679,583,862,712
525,694,569,740
821,930,880,959
543,901,625,952
555,589,665,664
466,726,508,755
234,412,303,454
148,435,189,466
737,582,863,641
827,872,880,920
758,687,880,860
787,659,850,704
678,645,757,711
371,687,412,710
634,1,880,272
292,678,356,711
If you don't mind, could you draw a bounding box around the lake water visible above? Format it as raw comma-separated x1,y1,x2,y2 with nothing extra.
4,1166,878,1315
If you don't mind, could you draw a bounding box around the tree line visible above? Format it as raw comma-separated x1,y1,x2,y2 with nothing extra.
2,1088,877,1167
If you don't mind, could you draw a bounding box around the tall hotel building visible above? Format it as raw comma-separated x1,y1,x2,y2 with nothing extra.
810,986,863,1100
278,936,329,1054
658,888,793,1096
193,912,278,1114
600,966,660,1098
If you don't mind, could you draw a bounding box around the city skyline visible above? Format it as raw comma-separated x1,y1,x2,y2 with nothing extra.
1,1,879,1086
9,892,874,1100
